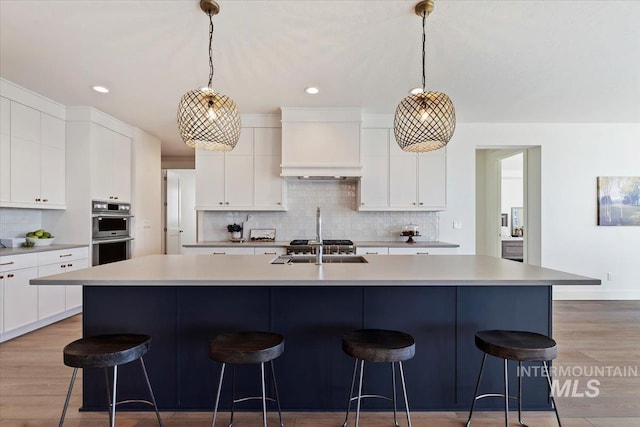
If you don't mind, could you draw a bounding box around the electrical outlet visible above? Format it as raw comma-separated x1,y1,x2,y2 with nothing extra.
607,272,614,281
453,220,462,230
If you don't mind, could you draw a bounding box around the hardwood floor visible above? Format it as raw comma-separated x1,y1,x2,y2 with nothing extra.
1,301,638,426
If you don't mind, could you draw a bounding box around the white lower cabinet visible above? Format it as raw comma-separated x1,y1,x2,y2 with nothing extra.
355,247,389,255
388,247,458,255
0,247,88,342
182,247,255,255
3,266,39,332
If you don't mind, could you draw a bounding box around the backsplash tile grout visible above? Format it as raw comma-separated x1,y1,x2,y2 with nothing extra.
202,181,439,242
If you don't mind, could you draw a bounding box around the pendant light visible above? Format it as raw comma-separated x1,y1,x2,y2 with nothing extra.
394,0,455,153
177,0,241,151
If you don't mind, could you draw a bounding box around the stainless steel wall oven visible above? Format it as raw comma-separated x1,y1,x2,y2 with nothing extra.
91,201,133,266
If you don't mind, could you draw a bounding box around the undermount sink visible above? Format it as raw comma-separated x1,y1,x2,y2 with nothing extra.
271,255,368,264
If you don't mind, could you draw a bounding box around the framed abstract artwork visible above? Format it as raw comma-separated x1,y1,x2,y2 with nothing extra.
597,176,640,226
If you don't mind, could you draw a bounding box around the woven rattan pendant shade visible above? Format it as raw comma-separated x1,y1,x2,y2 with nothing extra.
177,88,240,151
177,0,240,151
394,91,455,152
394,0,455,153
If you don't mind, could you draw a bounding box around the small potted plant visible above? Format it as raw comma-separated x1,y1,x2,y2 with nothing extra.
227,223,243,239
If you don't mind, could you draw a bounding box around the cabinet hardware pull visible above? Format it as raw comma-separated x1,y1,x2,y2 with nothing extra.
7,273,14,278
0,261,15,266
264,252,276,255
366,252,378,254
0,275,3,279
419,202,423,205
59,254,73,258
277,202,281,205
225,202,229,205
68,263,73,267
109,196,114,199
213,252,226,255
413,202,417,205
114,196,118,200
61,265,66,268
219,202,223,205
417,252,430,255
35,198,41,202
43,199,48,202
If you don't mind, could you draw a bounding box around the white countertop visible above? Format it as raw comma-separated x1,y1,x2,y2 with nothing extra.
183,240,459,248
32,254,599,287
0,243,88,256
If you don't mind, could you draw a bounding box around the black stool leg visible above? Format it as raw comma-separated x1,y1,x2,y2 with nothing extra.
342,359,358,427
543,361,562,427
398,361,412,427
211,363,226,427
58,367,78,427
517,361,528,426
503,359,509,427
104,367,113,427
355,359,365,427
465,353,487,427
270,361,285,427
391,362,399,427
140,356,163,426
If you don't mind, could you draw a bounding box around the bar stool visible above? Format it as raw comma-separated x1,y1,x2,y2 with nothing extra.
341,329,415,427
209,331,285,427
59,334,162,427
466,330,562,427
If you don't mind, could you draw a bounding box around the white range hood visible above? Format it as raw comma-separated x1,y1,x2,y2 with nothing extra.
280,107,362,179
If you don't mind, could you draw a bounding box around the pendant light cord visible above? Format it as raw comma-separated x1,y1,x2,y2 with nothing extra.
208,12,214,89
421,11,426,92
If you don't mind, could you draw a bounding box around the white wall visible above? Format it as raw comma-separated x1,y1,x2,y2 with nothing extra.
131,128,162,257
501,152,523,214
440,123,640,300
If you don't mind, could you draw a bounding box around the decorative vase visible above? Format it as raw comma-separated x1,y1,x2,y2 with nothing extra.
232,231,241,239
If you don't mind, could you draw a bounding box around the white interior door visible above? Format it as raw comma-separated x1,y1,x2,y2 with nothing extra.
165,170,182,254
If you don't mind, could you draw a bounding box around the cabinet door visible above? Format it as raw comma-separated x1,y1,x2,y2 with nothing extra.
65,258,88,310
417,148,446,209
90,124,114,201
0,97,10,203
10,102,41,204
389,155,418,208
37,263,67,319
112,132,131,202
40,114,65,206
360,129,390,209
3,267,39,331
254,128,284,209
195,151,225,208
225,131,254,207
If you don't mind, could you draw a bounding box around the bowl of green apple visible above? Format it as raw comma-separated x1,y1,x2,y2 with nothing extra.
25,229,55,246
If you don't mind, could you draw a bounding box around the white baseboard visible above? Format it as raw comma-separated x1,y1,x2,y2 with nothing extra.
0,306,82,343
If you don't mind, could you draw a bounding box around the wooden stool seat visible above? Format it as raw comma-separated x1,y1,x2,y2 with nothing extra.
475,330,557,362
63,334,151,368
342,329,415,363
209,331,284,364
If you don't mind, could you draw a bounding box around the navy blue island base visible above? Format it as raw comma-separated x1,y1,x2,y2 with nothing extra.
81,285,553,412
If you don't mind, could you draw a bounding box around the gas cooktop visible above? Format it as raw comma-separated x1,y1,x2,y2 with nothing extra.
289,239,354,245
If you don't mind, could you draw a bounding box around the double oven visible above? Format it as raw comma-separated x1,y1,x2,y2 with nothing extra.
91,201,133,266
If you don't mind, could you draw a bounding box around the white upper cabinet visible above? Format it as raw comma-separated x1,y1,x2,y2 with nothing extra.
2,100,65,208
90,123,131,202
195,127,287,211
359,128,446,211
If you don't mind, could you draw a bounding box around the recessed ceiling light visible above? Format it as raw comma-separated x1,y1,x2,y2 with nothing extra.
305,87,320,95
92,85,110,94
409,87,423,95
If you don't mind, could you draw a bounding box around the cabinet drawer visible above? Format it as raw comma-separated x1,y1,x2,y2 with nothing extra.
254,247,286,255
388,247,432,255
0,253,39,273
182,247,254,255
38,247,89,265
355,247,389,255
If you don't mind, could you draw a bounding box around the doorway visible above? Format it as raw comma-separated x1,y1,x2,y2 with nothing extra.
475,147,541,265
163,169,196,254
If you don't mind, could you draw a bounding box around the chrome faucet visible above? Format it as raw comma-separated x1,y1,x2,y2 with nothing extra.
315,206,323,265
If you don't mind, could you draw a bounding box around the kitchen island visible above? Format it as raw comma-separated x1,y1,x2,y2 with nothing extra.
32,254,599,412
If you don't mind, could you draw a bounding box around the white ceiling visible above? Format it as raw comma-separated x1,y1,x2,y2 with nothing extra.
1,1,639,157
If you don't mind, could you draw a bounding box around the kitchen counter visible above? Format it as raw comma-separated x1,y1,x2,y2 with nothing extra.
33,254,598,413
182,240,459,249
0,243,88,256
31,254,596,286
